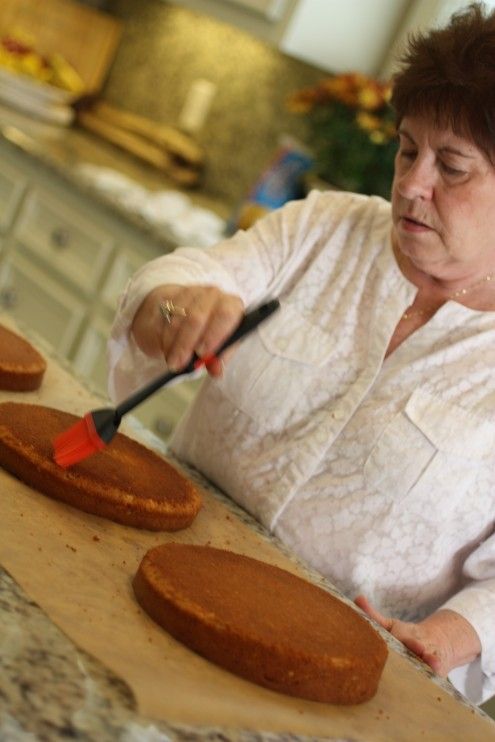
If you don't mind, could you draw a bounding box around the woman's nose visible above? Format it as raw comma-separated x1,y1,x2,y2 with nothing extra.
396,158,435,200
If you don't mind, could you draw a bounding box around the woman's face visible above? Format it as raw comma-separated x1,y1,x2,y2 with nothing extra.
391,114,495,280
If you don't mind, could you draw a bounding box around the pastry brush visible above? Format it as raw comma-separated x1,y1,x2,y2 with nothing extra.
53,299,280,468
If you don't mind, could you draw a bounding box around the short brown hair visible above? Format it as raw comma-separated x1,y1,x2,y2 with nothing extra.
392,2,495,159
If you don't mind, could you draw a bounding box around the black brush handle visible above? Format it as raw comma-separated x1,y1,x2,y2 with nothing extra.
115,299,280,419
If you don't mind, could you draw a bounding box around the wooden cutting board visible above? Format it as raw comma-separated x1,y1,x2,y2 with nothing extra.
0,0,122,93
0,315,494,741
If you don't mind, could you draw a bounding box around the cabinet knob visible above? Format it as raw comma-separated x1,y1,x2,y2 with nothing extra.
0,286,18,309
51,226,71,249
153,417,174,437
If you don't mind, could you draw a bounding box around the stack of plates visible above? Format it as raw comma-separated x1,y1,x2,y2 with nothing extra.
0,67,78,125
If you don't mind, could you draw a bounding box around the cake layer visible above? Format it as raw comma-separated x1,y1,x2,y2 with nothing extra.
0,402,201,530
133,543,388,704
0,324,46,391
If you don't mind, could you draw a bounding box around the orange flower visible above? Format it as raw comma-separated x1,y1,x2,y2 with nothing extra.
356,111,381,132
285,70,397,198
357,83,383,111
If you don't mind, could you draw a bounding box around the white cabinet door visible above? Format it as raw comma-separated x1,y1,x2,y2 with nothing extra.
72,317,111,396
280,0,410,75
0,159,27,234
0,255,85,357
134,378,202,442
13,188,115,298
100,246,144,314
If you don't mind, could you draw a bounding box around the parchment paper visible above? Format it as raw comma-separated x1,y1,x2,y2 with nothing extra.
0,317,493,741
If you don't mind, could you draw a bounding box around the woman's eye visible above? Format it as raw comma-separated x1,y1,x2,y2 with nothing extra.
398,149,416,160
440,162,465,176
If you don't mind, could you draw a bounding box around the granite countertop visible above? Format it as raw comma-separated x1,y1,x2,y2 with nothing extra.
0,321,357,742
0,103,231,251
0,335,492,742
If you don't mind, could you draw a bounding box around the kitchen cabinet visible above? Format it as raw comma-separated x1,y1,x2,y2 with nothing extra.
280,0,410,76
0,159,27,233
170,0,410,75
0,254,86,357
0,138,200,440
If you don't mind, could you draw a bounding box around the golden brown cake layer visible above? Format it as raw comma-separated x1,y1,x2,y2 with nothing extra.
0,325,46,391
133,543,388,704
0,402,201,530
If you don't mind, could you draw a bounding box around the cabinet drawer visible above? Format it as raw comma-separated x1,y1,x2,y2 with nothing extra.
72,319,110,396
0,160,27,234
13,188,115,296
0,255,85,357
101,246,144,313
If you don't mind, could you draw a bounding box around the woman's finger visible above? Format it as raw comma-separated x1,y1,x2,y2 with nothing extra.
354,594,394,632
164,288,226,370
193,294,245,358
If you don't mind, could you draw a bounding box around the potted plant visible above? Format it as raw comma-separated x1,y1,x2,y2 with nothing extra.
287,72,397,199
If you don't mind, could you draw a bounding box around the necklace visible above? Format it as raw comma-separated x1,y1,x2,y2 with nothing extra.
401,272,495,320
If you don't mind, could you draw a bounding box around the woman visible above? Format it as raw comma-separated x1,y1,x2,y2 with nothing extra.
109,4,494,704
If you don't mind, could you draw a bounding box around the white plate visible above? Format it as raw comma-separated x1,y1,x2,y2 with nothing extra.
0,83,74,125
0,67,78,105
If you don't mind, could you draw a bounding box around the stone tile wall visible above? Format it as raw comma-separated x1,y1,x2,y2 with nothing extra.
104,0,325,209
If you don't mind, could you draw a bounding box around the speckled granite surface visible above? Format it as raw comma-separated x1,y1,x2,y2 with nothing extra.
0,102,230,254
0,326,357,742
1,432,493,741
0,382,492,742
0,568,356,742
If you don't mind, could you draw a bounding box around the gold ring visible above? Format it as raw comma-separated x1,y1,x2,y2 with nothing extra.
159,300,187,324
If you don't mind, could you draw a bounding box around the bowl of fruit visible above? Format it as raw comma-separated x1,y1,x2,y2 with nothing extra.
0,33,85,123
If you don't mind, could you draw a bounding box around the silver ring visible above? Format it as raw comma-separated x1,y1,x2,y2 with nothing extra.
159,300,187,324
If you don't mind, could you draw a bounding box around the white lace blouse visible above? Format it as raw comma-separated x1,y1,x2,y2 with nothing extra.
108,190,495,705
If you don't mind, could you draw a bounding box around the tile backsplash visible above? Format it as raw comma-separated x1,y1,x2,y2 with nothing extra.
104,0,325,210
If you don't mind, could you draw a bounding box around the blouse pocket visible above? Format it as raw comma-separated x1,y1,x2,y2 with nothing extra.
215,303,334,433
363,388,495,513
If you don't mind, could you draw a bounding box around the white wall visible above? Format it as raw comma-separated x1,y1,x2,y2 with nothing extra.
280,0,410,75
381,0,495,77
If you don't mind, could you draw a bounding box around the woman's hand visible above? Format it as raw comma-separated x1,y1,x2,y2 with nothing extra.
355,595,481,677
131,284,245,377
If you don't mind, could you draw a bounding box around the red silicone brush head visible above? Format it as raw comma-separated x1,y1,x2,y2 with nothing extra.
53,412,107,468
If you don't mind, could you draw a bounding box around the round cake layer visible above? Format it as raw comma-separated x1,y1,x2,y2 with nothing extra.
0,402,201,530
133,543,388,704
0,325,46,391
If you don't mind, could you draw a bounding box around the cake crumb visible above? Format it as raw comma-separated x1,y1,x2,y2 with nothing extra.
92,535,100,542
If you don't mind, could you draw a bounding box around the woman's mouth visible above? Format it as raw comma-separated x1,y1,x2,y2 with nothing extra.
401,216,432,232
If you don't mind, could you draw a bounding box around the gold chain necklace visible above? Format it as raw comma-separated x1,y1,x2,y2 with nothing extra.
401,272,495,320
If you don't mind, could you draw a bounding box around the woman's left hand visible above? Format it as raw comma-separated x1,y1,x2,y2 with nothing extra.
355,595,481,677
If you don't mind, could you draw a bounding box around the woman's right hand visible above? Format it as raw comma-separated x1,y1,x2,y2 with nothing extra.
131,284,245,377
